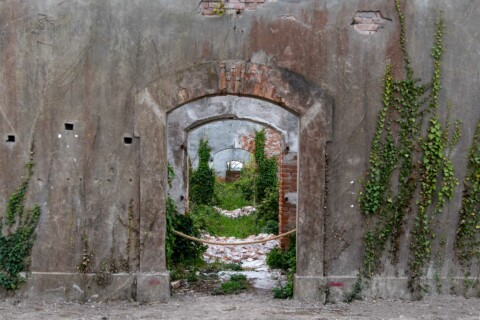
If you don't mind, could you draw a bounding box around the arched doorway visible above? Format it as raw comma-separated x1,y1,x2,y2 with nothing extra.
134,61,332,302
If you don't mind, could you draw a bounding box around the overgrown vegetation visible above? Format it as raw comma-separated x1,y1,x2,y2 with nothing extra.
166,164,207,272
254,130,278,203
190,139,216,206
214,274,249,295
234,160,256,203
0,162,41,290
190,204,259,238
267,235,296,299
343,274,364,303
214,181,252,210
455,120,480,266
359,0,461,294
166,197,207,271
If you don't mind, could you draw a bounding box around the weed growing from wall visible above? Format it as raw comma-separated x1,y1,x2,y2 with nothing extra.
190,139,215,205
0,162,41,290
455,120,480,266
360,1,461,293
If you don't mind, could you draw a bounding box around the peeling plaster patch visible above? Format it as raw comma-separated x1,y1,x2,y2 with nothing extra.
199,0,271,16
351,11,391,35
251,50,272,65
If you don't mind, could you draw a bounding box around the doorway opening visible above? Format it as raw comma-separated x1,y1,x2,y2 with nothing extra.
166,96,298,295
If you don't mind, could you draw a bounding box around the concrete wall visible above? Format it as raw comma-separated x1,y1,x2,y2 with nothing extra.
0,0,479,302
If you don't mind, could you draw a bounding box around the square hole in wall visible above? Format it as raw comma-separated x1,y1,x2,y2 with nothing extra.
64,123,74,130
124,137,133,145
6,135,15,143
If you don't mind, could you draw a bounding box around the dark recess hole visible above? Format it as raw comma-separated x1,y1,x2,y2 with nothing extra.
65,123,74,130
180,196,185,201
6,135,15,142
124,137,133,144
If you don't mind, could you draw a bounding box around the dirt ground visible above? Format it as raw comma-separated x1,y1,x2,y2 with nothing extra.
0,290,478,320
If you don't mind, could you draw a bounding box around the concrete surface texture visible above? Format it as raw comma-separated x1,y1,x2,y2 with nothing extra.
0,0,479,302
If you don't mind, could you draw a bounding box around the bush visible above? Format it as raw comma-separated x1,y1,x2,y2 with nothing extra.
234,160,256,203
190,139,215,205
166,197,207,270
254,130,278,203
255,186,279,232
214,180,252,210
267,235,296,299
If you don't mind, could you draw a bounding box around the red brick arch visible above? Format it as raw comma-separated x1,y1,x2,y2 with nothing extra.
134,60,333,301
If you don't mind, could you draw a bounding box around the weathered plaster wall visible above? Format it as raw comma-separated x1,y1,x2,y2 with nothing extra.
0,0,479,301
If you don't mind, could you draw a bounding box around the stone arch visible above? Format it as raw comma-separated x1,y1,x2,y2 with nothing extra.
133,61,333,302
187,120,283,178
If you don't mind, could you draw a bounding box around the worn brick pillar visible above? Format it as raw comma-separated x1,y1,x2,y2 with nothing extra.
278,152,297,248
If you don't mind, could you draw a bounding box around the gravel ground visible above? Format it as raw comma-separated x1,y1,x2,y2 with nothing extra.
0,291,478,320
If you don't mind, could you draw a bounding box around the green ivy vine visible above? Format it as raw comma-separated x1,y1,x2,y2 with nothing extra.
0,161,41,290
254,129,278,203
455,120,480,266
360,1,461,291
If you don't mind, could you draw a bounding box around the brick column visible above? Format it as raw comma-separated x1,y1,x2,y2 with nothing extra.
278,152,297,248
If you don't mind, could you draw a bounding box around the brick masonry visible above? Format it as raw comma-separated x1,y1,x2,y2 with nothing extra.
199,0,269,16
239,128,282,158
351,11,391,35
278,152,297,248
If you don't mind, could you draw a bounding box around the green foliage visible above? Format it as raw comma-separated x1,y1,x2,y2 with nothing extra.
272,275,294,299
455,120,480,265
360,1,461,290
190,204,259,238
216,274,249,295
213,0,225,16
256,186,279,234
234,160,256,203
0,162,41,291
214,181,252,210
190,139,215,206
166,197,207,270
267,235,296,299
254,130,278,203
343,274,364,303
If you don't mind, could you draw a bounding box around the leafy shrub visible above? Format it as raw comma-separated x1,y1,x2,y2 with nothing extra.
190,139,215,205
255,186,279,233
254,130,278,203
214,181,252,210
234,160,256,203
267,235,296,299
166,197,207,270
273,275,294,299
